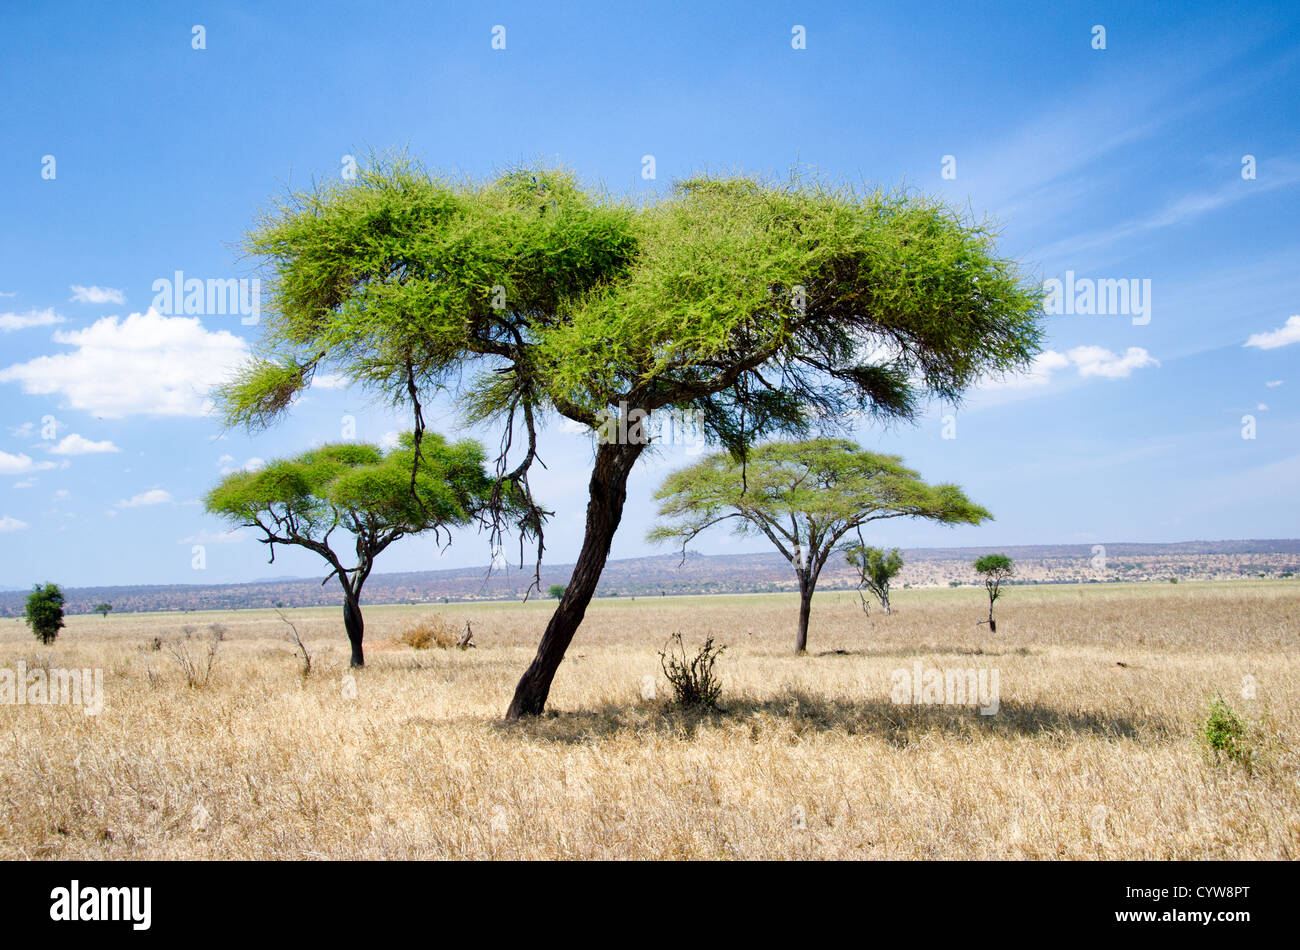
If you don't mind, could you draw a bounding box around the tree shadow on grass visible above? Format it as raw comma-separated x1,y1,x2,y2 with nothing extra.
813,645,1034,659
490,689,1174,748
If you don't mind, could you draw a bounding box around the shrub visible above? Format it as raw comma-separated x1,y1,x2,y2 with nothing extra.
167,626,223,689
400,615,461,650
1201,696,1253,772
658,633,726,710
24,583,65,645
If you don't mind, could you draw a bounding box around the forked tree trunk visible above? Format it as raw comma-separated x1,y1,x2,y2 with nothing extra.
343,593,365,667
506,441,643,719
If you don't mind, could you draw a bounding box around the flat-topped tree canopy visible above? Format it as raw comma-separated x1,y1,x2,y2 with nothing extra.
204,432,499,666
218,155,1043,714
649,438,993,652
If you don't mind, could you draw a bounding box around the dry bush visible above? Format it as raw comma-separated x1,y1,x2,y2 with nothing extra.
399,615,462,650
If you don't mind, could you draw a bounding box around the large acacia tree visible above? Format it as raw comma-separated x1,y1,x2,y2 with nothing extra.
218,157,1042,717
205,433,495,666
650,439,991,652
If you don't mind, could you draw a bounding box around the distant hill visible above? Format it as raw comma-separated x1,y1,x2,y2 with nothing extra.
1,539,1297,616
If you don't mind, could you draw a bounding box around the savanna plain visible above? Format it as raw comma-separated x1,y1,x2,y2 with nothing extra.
2,580,1296,859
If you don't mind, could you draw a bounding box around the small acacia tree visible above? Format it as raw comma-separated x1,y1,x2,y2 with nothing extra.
25,583,65,645
974,553,1014,632
650,440,991,652
845,544,904,614
94,602,112,618
205,433,497,666
218,157,1042,716
548,584,566,600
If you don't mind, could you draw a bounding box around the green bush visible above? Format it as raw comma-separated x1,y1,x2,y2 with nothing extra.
24,583,65,645
1201,696,1253,772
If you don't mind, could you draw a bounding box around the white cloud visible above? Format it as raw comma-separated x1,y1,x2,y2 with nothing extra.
70,285,126,305
218,454,265,474
0,515,27,532
0,309,249,418
53,489,70,500
49,433,120,455
1257,403,1269,411
979,346,1157,389
0,290,16,298
0,308,64,332
12,478,36,489
9,422,34,438
0,450,57,475
116,488,172,508
379,431,402,450
1265,380,1283,387
1245,315,1300,350
1067,345,1160,378
980,351,1072,390
310,372,349,389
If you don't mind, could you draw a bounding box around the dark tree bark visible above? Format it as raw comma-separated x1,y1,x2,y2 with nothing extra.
343,592,365,667
506,441,643,719
795,576,813,654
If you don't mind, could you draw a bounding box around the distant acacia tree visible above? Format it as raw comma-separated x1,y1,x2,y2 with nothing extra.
218,157,1043,716
205,433,498,666
845,544,904,614
974,553,1015,632
650,440,991,653
93,603,113,618
548,584,566,600
25,583,65,645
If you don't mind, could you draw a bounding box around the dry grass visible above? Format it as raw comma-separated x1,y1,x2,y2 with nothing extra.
398,614,463,650
1,580,1296,859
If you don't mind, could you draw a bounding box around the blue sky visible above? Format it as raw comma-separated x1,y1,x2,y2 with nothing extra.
1,0,1297,588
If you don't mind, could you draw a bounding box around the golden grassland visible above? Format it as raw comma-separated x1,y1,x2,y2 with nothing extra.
1,580,1296,859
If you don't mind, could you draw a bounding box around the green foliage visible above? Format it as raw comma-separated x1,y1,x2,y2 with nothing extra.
974,553,1015,594
24,583,65,645
93,603,112,618
845,545,904,612
220,155,1042,554
658,633,726,710
1201,696,1254,772
974,553,1014,631
651,439,990,576
548,584,566,600
204,431,499,597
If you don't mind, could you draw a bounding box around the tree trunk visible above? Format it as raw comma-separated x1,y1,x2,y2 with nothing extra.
987,597,996,634
343,593,364,667
795,575,813,654
506,442,642,719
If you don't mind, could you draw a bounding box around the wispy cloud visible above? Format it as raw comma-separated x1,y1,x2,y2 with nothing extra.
0,515,28,532
1036,163,1300,263
0,450,58,475
980,346,1159,390
69,285,126,305
116,488,172,508
0,308,64,332
1245,315,1300,350
49,433,120,455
